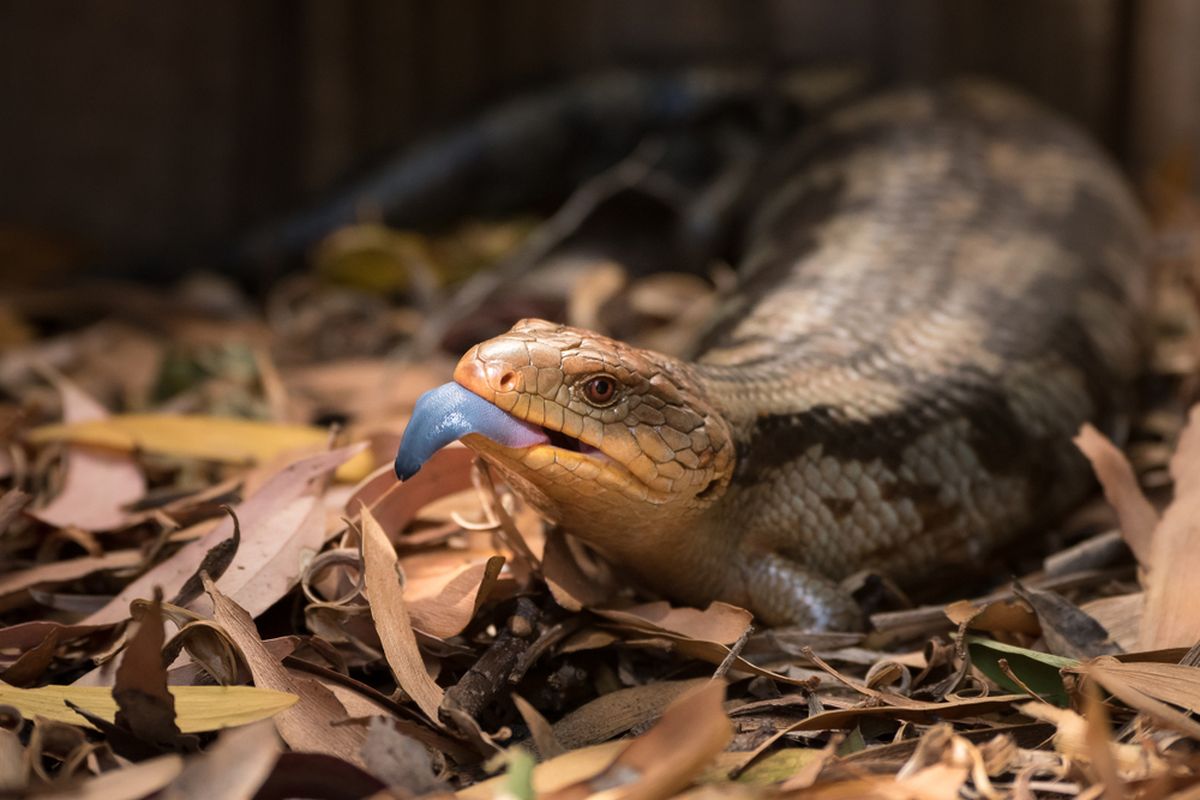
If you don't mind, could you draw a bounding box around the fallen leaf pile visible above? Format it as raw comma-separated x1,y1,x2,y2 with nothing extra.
2,167,1200,800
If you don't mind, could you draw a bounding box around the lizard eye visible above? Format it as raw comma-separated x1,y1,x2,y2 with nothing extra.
582,375,618,406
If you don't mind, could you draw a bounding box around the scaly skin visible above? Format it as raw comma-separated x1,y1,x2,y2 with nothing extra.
425,81,1150,629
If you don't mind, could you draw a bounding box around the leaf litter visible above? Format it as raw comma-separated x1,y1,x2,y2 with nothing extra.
1,117,1200,800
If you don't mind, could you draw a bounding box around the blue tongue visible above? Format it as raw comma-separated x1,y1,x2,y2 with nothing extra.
394,382,549,479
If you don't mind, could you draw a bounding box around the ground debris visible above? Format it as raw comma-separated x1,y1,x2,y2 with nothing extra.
0,141,1199,800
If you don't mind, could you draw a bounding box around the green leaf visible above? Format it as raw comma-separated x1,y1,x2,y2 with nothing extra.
735,748,823,785
501,748,536,800
966,635,1078,707
837,726,867,755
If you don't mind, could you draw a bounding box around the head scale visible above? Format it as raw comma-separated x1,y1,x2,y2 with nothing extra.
451,319,735,540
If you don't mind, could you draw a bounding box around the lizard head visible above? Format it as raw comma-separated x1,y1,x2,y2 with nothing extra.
395,319,735,538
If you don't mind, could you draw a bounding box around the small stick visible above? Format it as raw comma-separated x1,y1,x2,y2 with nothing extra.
713,623,754,680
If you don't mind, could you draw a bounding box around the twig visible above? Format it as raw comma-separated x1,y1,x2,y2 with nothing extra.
441,597,541,728
509,616,580,685
996,657,1054,706
713,623,754,680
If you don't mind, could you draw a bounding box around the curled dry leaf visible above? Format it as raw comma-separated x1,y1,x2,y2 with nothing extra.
29,378,146,532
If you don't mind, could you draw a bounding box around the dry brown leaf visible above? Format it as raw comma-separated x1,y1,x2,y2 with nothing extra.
1081,682,1124,797
36,754,184,800
1077,658,1200,738
359,715,447,793
944,597,1041,639
596,601,752,645
283,357,447,424
1080,593,1143,652
1074,424,1157,568
543,680,731,800
621,631,810,687
0,627,63,687
741,691,1030,770
0,549,142,602
161,720,280,800
1019,701,1162,780
514,694,566,759
1140,405,1200,649
254,751,388,798
1010,582,1120,659
0,620,112,658
80,444,362,627
203,573,368,765
29,378,146,532
113,596,188,747
346,445,475,532
407,555,504,638
543,528,614,611
360,503,445,722
551,678,711,751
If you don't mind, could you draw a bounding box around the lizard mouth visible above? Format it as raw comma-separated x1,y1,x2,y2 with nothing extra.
543,427,603,457
394,381,609,480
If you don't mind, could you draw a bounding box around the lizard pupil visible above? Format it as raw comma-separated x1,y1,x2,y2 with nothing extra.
584,376,615,405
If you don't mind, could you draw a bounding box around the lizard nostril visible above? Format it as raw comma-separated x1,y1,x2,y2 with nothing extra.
498,371,517,391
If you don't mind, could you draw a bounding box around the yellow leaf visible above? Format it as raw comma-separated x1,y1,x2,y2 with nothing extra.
0,683,298,733
27,414,373,482
458,741,629,800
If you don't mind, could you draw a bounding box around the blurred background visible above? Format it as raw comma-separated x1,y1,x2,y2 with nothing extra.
2,0,1198,266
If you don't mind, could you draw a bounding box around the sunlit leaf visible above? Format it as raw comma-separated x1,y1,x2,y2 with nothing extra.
0,683,297,733
27,414,373,482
